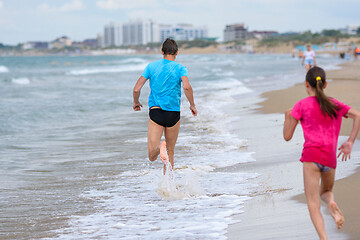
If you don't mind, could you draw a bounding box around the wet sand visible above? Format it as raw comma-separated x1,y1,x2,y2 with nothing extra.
227,60,360,239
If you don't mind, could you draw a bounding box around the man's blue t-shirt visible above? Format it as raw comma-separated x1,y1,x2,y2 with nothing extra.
142,59,188,112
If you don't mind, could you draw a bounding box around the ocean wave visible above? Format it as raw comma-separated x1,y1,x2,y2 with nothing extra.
67,63,148,75
0,65,9,73
216,71,235,77
11,78,30,85
117,58,148,64
196,78,252,96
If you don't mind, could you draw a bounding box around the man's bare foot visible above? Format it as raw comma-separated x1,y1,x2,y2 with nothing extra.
160,141,169,164
328,201,344,229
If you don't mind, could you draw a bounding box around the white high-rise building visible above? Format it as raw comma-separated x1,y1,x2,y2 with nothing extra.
122,19,159,46
103,22,123,47
159,24,208,42
343,25,359,35
102,20,209,47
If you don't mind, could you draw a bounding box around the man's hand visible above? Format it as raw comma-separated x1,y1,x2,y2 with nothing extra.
133,102,143,111
190,105,197,116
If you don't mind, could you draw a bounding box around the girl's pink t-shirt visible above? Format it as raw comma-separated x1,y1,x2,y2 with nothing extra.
291,96,350,168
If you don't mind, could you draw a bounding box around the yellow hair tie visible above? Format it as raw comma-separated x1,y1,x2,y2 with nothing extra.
316,76,321,81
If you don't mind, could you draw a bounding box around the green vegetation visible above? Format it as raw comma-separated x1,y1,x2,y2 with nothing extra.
258,30,353,47
227,40,247,46
0,43,22,50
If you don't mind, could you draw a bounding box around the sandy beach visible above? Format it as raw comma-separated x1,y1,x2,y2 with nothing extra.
242,60,360,239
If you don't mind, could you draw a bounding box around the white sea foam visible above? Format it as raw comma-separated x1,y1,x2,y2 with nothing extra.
67,63,148,75
52,155,256,239
0,65,9,73
157,162,204,200
11,78,30,85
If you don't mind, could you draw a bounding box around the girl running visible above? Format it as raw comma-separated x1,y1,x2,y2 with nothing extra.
283,66,360,240
302,44,316,71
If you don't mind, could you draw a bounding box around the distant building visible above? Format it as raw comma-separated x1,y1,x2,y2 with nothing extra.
223,23,252,42
23,41,50,50
96,34,103,48
72,39,98,48
340,25,359,35
103,22,123,47
102,20,209,47
51,36,72,49
122,19,159,46
159,24,208,42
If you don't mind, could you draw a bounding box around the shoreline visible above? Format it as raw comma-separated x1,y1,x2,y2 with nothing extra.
1,47,355,57
258,60,360,137
249,60,360,239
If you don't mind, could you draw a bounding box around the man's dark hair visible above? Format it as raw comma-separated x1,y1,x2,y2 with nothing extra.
162,38,178,55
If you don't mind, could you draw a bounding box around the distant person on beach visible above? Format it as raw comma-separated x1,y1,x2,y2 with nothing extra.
133,38,197,171
283,66,360,240
298,50,304,59
355,47,360,60
301,44,316,71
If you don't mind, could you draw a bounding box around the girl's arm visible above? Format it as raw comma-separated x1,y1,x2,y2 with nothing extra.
313,56,317,66
338,108,360,161
283,108,299,141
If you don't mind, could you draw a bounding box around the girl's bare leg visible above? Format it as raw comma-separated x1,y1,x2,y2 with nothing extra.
320,168,344,229
303,162,327,240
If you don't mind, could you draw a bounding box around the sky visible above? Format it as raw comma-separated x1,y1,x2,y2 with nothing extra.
0,0,359,45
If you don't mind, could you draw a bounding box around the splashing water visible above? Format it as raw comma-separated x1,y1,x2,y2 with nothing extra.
157,162,204,200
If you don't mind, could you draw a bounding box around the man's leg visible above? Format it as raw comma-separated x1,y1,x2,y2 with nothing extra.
164,120,180,169
303,162,327,240
148,119,164,162
320,169,344,229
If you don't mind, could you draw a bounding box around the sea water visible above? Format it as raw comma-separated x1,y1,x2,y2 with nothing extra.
0,54,350,239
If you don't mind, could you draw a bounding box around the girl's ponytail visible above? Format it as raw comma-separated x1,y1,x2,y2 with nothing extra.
306,67,338,118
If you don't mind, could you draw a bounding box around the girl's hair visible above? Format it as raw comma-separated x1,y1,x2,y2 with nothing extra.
306,66,338,118
162,38,178,55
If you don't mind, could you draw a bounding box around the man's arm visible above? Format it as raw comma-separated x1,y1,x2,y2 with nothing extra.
133,76,147,111
181,76,197,116
283,108,298,141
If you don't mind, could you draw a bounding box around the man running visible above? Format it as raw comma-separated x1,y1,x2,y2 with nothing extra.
133,38,197,170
